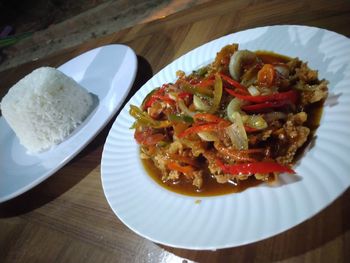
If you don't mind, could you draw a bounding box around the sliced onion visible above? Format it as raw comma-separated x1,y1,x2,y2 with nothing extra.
168,92,178,101
225,112,248,150
274,64,289,77
229,50,258,80
248,85,260,96
193,95,211,111
198,131,218,141
178,99,195,117
227,98,243,122
243,115,267,130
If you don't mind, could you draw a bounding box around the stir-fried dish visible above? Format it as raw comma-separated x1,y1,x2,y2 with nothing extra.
129,43,328,194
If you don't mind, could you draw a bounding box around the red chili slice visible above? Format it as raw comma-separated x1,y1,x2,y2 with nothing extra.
216,159,295,175
225,89,298,104
178,121,230,138
241,99,293,112
219,73,249,94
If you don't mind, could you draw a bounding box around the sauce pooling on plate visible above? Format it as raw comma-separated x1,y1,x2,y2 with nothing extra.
131,44,328,196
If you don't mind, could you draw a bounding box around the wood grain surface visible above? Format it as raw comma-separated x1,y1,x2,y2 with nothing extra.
1,0,350,262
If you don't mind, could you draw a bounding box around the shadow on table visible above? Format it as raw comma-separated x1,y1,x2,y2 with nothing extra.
120,55,154,109
160,188,350,262
0,55,154,217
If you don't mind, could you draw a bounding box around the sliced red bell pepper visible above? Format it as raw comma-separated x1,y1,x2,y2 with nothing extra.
151,93,175,104
167,161,195,174
193,113,227,123
241,99,293,112
143,84,174,109
219,73,249,94
244,125,259,133
178,92,192,99
195,78,215,88
144,96,157,109
178,121,229,138
216,159,295,175
225,89,298,104
187,75,215,87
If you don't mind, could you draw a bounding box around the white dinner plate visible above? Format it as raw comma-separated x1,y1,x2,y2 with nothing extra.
0,44,137,203
101,25,350,250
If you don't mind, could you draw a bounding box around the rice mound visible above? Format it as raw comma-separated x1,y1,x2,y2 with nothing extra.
0,67,94,153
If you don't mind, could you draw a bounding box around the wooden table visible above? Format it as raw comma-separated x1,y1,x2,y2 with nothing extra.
1,0,350,262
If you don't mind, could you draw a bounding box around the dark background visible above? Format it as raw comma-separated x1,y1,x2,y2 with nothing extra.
0,0,107,34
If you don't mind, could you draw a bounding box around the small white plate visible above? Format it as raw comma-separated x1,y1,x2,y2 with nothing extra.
101,26,350,250
0,44,137,203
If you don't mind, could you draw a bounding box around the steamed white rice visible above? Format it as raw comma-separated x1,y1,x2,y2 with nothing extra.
0,67,93,153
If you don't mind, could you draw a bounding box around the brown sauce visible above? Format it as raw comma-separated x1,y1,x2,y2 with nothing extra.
141,52,325,197
142,157,267,197
294,99,324,161
255,50,291,64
